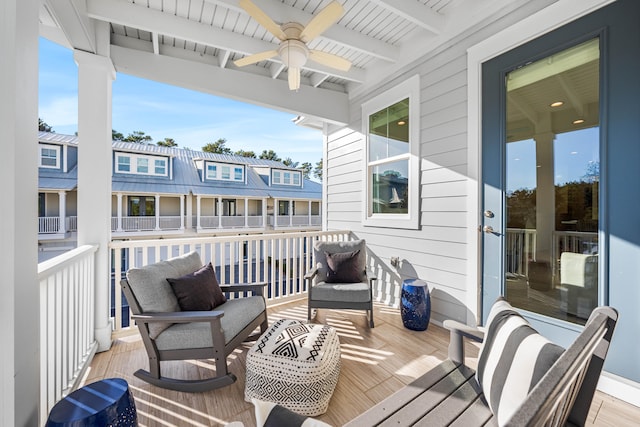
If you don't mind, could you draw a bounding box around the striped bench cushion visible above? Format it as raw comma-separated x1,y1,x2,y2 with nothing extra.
476,298,564,426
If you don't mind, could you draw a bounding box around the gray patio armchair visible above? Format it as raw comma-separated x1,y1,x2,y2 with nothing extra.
305,239,377,327
120,251,268,392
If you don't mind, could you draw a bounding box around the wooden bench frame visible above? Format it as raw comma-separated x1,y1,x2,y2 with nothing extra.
346,306,618,427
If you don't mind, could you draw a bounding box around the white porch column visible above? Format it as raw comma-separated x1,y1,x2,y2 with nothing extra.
180,195,185,230
534,131,556,263
308,200,312,226
244,198,249,228
155,194,161,230
1,0,39,424
218,196,223,228
186,193,193,230
196,195,202,230
116,193,123,231
74,45,115,353
58,190,67,233
274,198,279,228
289,199,294,226
262,198,267,228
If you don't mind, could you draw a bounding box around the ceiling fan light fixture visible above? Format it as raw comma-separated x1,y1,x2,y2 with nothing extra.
278,40,309,68
288,67,301,91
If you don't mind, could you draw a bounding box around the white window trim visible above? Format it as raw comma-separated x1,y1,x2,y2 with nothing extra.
115,153,168,177
39,144,61,169
272,169,302,186
205,161,245,182
362,74,420,229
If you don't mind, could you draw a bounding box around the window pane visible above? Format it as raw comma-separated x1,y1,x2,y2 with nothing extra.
371,159,409,214
154,159,166,175
284,172,291,184
118,156,130,172
234,167,243,180
41,148,58,166
137,158,148,173
273,171,281,183
207,164,217,179
504,37,600,325
293,173,300,185
369,98,409,162
221,166,230,179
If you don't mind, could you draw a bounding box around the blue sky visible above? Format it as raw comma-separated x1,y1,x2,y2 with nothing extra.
506,127,599,191
38,37,323,167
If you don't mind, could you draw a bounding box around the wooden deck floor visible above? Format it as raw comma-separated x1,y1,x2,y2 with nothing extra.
85,301,639,426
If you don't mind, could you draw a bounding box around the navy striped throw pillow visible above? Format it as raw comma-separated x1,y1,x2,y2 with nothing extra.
476,298,564,426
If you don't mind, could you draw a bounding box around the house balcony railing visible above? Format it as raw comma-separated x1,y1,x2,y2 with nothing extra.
66,215,77,232
38,244,98,425
110,216,182,232
269,214,322,228
109,230,351,332
197,215,264,229
39,216,61,234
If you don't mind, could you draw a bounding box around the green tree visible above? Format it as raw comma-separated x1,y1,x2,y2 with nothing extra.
112,130,124,141
39,118,54,132
282,157,299,168
202,138,232,154
157,137,178,147
259,149,281,162
235,149,257,158
313,158,323,181
123,130,153,144
300,162,312,179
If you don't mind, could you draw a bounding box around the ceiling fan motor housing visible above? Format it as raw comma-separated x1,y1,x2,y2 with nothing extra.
278,23,309,68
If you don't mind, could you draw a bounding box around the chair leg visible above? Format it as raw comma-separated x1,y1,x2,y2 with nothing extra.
369,309,374,328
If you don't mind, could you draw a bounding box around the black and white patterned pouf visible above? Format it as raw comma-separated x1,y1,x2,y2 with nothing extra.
245,319,341,416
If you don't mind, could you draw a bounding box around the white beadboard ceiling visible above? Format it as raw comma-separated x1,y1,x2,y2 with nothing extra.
39,0,527,124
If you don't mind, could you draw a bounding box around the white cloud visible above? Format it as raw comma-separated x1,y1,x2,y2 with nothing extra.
39,96,78,128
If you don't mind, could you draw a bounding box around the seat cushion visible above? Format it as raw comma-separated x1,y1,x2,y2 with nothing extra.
311,281,371,303
167,262,226,311
126,251,203,339
154,296,266,350
313,240,366,283
476,298,564,426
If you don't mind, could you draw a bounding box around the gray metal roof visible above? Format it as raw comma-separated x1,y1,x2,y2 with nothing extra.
39,133,321,199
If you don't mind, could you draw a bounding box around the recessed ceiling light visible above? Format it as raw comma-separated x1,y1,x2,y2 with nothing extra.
573,119,585,125
397,120,406,126
550,101,564,107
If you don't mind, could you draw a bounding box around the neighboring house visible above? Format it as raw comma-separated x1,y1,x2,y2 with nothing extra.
37,132,321,260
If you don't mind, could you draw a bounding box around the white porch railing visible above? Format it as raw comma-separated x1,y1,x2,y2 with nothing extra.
198,215,264,229
39,216,60,234
505,228,598,277
269,215,322,228
158,216,182,230
109,230,351,332
38,245,98,425
66,216,77,232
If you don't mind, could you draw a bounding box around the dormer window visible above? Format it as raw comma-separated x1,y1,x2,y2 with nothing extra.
272,169,302,186
115,153,168,177
205,161,244,182
39,144,60,168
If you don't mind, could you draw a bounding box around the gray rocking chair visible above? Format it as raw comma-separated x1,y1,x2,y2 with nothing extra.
305,239,377,327
120,251,268,392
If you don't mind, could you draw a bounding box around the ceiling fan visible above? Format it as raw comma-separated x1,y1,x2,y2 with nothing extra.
234,0,352,91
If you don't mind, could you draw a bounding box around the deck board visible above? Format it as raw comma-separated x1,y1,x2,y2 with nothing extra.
84,301,639,426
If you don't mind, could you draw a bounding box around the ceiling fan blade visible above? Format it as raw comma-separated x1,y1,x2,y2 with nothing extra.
239,0,287,41
234,50,279,67
288,67,301,91
309,50,351,72
300,1,343,43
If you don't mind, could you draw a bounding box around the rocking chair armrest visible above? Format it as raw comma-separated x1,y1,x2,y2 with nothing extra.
443,319,485,364
366,269,377,283
304,264,322,281
220,282,267,295
132,310,224,324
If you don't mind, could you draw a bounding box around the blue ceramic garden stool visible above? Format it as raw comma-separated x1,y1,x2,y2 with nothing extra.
401,279,431,331
46,378,138,427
